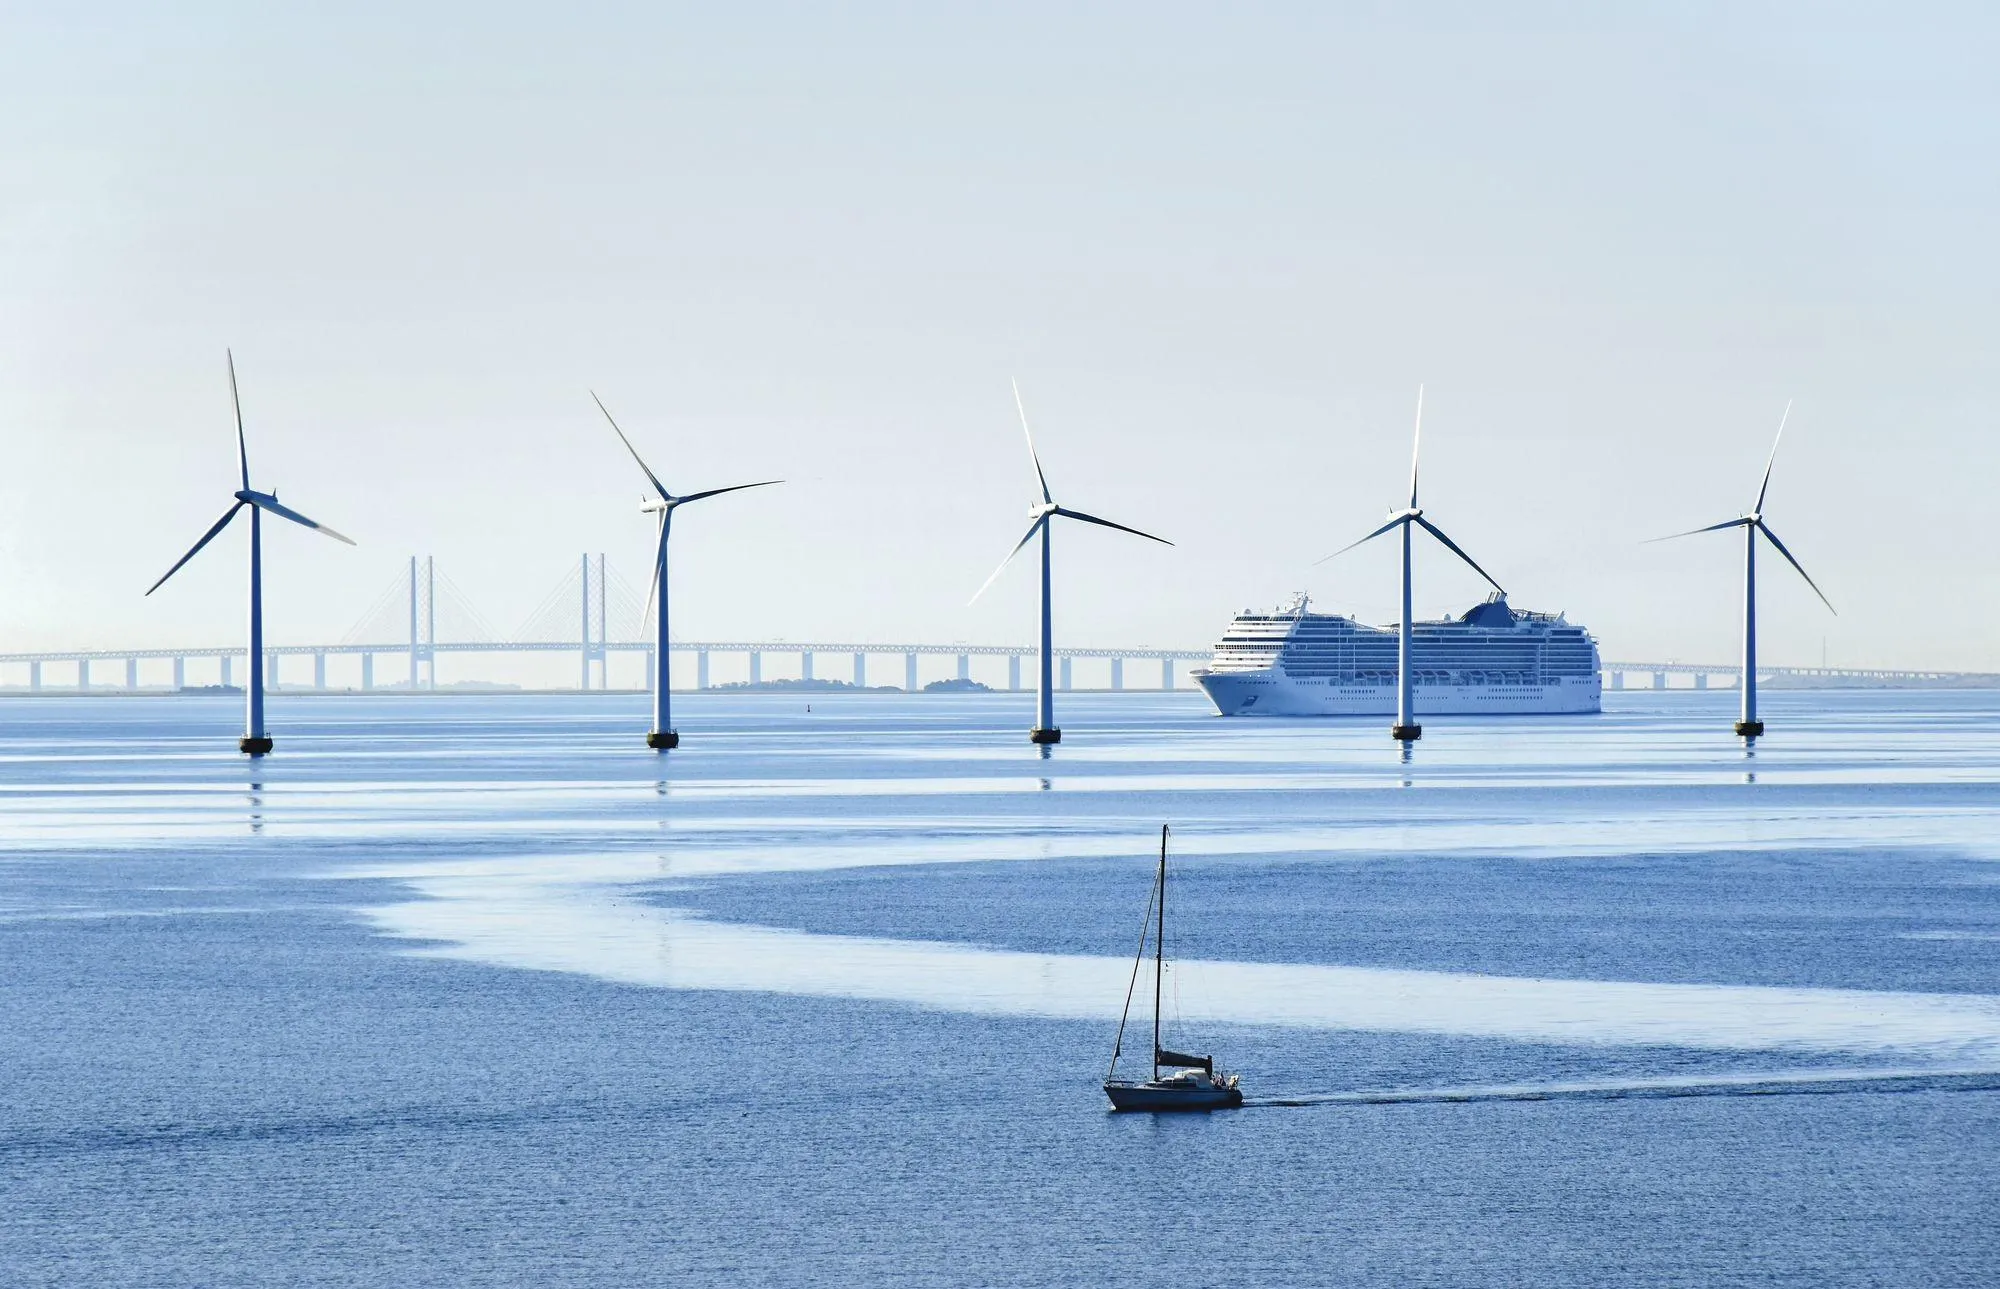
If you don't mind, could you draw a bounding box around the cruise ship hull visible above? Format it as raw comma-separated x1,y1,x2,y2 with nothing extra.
1195,669,1601,717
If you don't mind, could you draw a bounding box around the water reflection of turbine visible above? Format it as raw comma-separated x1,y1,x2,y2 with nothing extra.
1648,401,1834,741
247,780,264,835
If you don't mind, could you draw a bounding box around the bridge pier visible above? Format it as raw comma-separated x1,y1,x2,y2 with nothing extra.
222,655,234,687
126,658,138,690
697,650,710,690
749,651,762,684
172,657,185,690
957,654,970,681
79,659,91,689
268,653,280,691
314,651,327,691
1652,671,1667,691
905,652,918,692
1110,658,1124,691
853,652,866,688
1694,673,1707,691
1609,671,1622,690
1060,657,1073,691
28,660,40,691
361,654,374,690
801,651,814,682
1161,658,1173,690
1008,655,1021,691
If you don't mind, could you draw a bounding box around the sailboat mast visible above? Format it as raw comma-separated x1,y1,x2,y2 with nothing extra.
1153,824,1166,1082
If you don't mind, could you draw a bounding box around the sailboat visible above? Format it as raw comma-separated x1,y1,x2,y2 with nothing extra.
1103,825,1244,1111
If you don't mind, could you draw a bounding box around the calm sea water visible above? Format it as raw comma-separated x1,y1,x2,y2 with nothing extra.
3,689,1999,1286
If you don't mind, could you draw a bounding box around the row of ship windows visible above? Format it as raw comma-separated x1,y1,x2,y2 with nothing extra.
1214,655,1600,664
1223,625,1589,637
1250,645,1599,656
1219,641,1597,651
1281,670,1594,683
1220,638,1594,650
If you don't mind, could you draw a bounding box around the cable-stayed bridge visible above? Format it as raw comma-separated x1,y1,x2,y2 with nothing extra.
2,555,1995,693
0,555,1206,694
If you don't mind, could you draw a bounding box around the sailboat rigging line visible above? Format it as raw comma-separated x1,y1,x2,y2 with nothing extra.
1107,845,1160,1082
1153,824,1167,1082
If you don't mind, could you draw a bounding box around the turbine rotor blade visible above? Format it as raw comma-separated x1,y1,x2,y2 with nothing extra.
591,390,669,500
1412,514,1505,595
641,510,669,629
1012,377,1052,504
146,501,244,595
675,480,782,506
1314,514,1405,565
241,492,355,544
1407,384,1424,509
228,349,249,491
1755,399,1792,514
1755,520,1835,614
969,516,1046,605
1642,517,1753,544
1051,506,1172,546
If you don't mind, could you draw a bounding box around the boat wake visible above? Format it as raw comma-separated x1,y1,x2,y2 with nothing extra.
1245,1067,2000,1109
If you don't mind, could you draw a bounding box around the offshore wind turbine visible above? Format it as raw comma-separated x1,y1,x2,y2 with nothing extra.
146,352,354,755
970,380,1171,744
1649,402,1834,738
592,392,779,750
1317,387,1505,743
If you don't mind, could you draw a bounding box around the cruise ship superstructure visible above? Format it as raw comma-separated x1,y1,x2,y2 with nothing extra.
1193,593,1601,717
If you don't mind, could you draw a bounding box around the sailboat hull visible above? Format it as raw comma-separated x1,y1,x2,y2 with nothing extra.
1103,1081,1244,1112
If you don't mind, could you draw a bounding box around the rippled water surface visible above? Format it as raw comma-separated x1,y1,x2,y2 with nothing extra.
4,689,1999,1286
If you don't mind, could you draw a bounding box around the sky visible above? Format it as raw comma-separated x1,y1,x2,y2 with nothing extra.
3,1,1996,674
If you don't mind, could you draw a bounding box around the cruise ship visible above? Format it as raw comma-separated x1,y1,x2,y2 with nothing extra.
1193,593,1602,716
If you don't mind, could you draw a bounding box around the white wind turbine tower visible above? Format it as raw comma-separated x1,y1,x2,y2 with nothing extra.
971,380,1172,745
1318,387,1505,742
593,392,780,750
146,352,354,755
1650,402,1834,739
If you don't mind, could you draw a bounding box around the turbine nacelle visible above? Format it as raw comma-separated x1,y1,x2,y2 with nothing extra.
970,382,1171,605
147,354,353,599
591,389,782,633
1648,403,1833,616
1318,387,1505,595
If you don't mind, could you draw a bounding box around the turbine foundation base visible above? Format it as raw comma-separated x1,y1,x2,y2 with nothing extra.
1391,724,1422,742
239,736,273,756
647,730,680,750
1734,721,1765,738
1029,727,1062,745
